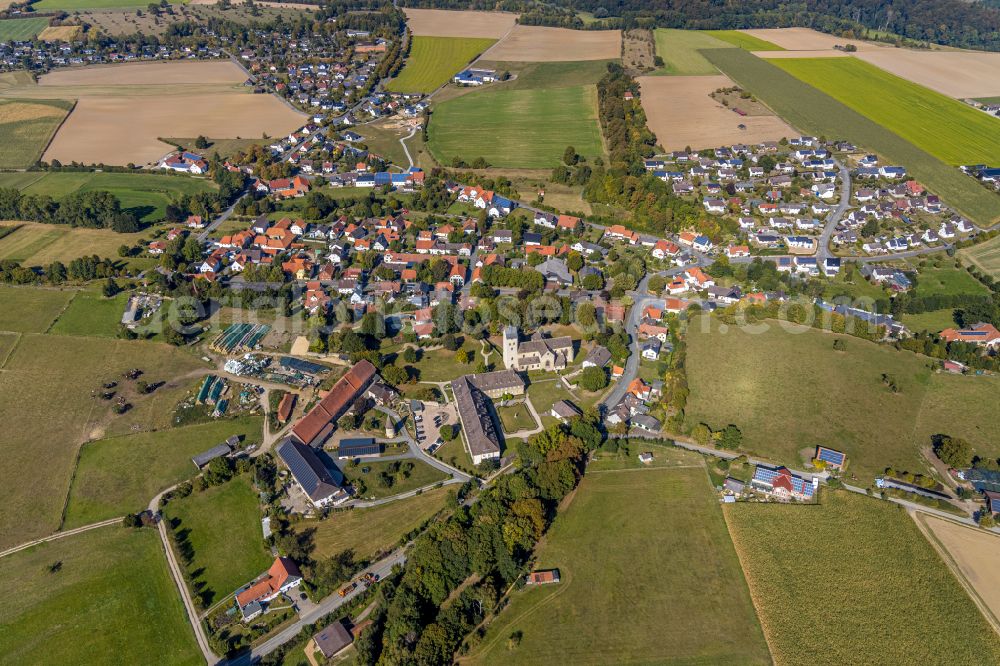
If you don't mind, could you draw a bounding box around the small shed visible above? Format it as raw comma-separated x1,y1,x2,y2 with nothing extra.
337,437,382,459
526,569,561,585
192,442,232,469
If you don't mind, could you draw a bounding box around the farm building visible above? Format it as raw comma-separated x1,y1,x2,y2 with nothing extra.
291,360,378,447
235,557,303,621
337,438,383,459
277,393,297,423
279,356,329,376
751,465,816,501
815,446,847,470
276,438,350,507
526,569,561,585
191,436,240,469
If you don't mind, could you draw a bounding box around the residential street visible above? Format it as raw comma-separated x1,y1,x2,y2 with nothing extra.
816,159,851,262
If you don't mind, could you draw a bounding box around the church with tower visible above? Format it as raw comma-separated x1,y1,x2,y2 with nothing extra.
502,326,574,372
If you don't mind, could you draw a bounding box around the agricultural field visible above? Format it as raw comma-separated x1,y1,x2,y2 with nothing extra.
429,85,603,168
64,416,263,527
0,17,48,41
739,27,887,51
0,171,217,224
38,25,84,41
705,30,784,51
652,29,732,75
0,526,201,665
0,223,146,267
725,491,1000,664
684,316,1000,480
960,233,1000,278
918,514,1000,629
0,284,75,333
300,486,450,559
163,475,272,608
702,48,1000,225
773,57,1000,165
0,99,73,169
0,310,205,549
0,61,304,165
854,50,1000,98
484,25,621,62
403,8,517,38
32,0,185,9
387,36,496,93
468,463,771,665
638,74,793,151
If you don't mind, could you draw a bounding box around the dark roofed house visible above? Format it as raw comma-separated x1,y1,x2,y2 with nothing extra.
277,438,349,507
450,376,503,465
337,437,383,459
550,400,581,421
582,345,611,368
309,621,354,660
985,490,1000,515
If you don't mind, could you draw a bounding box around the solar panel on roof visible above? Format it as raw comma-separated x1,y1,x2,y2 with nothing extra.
818,448,845,465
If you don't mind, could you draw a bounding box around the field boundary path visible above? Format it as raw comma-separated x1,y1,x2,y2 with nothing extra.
0,516,122,560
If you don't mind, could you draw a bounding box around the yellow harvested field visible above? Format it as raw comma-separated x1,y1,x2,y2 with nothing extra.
38,25,82,42
485,25,621,62
403,8,517,38
638,74,794,151
29,62,303,166
854,50,1000,98
0,101,64,123
39,60,246,86
740,27,887,52
0,222,150,266
919,515,1000,629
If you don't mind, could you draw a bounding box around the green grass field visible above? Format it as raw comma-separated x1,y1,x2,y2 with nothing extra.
0,309,205,550
685,316,1000,480
0,171,216,224
726,491,1000,664
652,29,733,75
961,234,1000,278
469,463,771,665
341,458,448,500
0,99,73,169
0,18,49,41
65,416,263,527
0,222,154,267
705,30,785,51
902,308,956,333
497,402,537,432
702,48,1000,225
0,526,201,665
164,475,271,608
48,288,130,337
429,85,604,168
387,36,496,93
299,486,450,559
773,57,1000,166
913,259,989,298
0,284,74,332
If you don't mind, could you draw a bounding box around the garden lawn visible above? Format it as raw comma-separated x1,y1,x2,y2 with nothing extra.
652,29,733,75
725,491,1000,664
0,525,201,665
299,486,450,559
960,233,1000,279
387,36,495,93
0,99,73,169
164,475,271,608
913,259,989,298
773,57,1000,166
902,308,956,333
0,284,75,332
497,402,537,433
703,47,1000,226
469,465,770,665
684,316,1000,480
342,458,448,500
48,287,130,337
64,416,264,527
705,30,785,51
428,85,603,168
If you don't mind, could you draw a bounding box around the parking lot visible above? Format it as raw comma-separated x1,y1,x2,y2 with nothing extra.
412,401,457,454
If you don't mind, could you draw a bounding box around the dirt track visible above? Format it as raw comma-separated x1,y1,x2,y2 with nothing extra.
484,25,621,62
638,74,794,151
403,8,517,38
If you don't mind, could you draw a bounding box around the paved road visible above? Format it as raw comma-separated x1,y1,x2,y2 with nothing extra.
0,517,123,560
816,159,851,262
223,549,408,665
399,124,417,169
197,189,248,243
